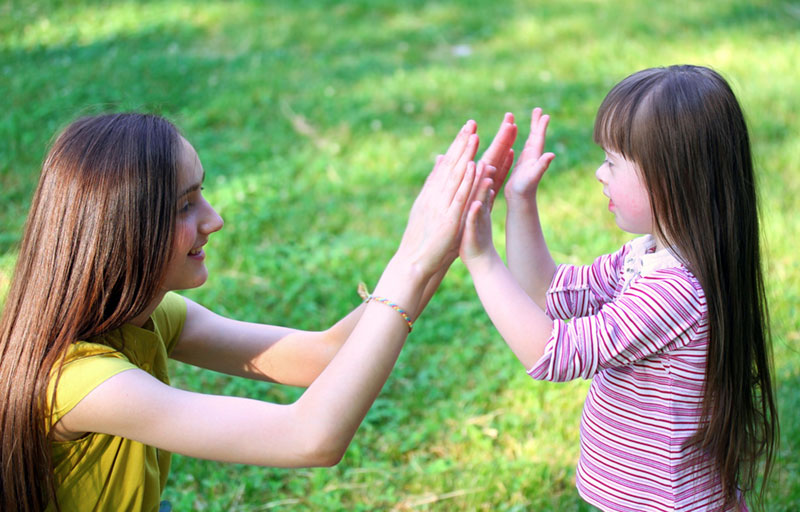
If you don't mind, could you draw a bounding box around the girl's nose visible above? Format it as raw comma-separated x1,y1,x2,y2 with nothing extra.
595,163,608,183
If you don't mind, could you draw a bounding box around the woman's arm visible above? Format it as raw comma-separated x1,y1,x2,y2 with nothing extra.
59,258,431,468
54,120,482,467
172,290,420,388
170,114,519,387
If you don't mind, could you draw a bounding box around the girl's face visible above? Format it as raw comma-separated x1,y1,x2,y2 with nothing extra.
160,137,224,292
595,149,654,239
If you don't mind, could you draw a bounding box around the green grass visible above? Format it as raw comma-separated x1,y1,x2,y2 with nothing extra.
2,0,799,509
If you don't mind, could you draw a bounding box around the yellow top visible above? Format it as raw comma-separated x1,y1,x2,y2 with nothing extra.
45,293,187,512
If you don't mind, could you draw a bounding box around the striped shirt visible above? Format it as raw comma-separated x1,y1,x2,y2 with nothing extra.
528,236,742,511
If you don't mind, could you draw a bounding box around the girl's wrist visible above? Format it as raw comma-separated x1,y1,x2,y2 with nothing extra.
463,248,502,277
504,185,537,204
505,193,539,216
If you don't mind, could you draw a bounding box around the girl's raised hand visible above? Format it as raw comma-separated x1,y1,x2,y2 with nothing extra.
504,108,556,200
460,172,497,272
396,120,480,277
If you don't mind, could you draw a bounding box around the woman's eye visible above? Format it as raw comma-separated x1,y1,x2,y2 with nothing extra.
178,188,204,213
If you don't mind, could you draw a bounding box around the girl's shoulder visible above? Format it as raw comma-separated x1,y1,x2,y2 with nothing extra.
616,235,704,301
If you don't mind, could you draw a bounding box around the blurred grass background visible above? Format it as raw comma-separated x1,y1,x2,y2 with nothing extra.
1,0,798,510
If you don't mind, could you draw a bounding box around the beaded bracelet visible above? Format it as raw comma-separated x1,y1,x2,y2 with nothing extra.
358,282,414,333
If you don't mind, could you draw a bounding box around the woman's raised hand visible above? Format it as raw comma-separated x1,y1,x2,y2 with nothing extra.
395,120,481,278
504,108,556,200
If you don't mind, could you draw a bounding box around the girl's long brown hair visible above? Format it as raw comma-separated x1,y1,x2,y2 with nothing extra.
0,113,180,511
594,65,778,509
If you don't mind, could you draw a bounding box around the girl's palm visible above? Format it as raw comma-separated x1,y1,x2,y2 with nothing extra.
505,108,556,199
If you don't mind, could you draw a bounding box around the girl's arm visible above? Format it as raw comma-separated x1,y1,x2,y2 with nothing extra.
503,108,557,309
54,121,482,467
460,175,554,369
170,115,519,387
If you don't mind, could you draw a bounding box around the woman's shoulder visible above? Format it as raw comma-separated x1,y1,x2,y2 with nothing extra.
47,342,138,428
150,292,188,353
62,340,128,364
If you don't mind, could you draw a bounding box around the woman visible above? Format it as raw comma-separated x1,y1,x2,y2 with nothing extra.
0,112,517,511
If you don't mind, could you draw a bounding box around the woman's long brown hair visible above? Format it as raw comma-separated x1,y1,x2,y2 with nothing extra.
594,65,778,509
0,113,180,511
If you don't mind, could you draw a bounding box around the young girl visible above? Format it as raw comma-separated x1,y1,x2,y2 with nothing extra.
0,112,517,511
460,65,777,511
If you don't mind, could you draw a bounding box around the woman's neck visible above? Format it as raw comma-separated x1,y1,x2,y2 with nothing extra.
128,291,167,327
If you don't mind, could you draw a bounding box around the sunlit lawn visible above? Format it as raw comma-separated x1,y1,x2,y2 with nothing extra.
1,1,798,510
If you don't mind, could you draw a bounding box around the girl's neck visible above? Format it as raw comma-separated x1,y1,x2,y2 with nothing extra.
647,232,668,252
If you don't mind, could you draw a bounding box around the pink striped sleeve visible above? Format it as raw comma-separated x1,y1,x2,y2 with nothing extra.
545,244,630,321
530,267,705,382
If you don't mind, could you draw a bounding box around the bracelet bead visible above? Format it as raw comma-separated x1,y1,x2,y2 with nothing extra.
358,282,414,332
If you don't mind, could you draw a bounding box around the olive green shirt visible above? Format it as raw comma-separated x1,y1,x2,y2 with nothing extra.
46,293,187,511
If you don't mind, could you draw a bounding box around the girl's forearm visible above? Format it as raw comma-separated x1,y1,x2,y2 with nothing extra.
505,196,557,309
467,250,554,370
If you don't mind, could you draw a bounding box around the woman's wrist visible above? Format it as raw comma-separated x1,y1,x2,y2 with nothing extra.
370,257,429,319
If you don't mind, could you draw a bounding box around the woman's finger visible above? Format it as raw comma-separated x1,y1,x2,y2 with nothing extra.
480,113,517,170
449,160,477,219
442,133,479,205
437,120,476,175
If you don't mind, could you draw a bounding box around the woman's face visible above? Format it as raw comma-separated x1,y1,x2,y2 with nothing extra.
160,137,224,292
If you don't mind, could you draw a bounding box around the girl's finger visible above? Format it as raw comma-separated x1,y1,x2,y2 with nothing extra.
483,149,513,201
528,111,550,157
533,152,556,179
516,108,549,167
501,148,515,175
464,200,483,244
477,176,494,205
487,187,498,211
468,161,490,202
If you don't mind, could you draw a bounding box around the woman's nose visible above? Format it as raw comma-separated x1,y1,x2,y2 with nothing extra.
201,205,224,234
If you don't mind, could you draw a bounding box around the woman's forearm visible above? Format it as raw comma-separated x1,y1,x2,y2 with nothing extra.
289,258,428,464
